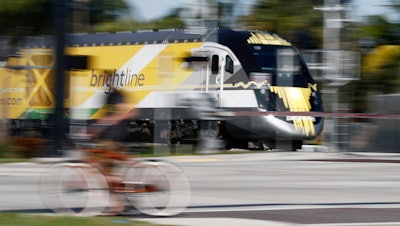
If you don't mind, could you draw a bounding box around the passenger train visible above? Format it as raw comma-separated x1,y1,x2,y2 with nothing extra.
0,28,323,150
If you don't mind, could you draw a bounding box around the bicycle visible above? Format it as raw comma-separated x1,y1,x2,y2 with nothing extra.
39,144,191,217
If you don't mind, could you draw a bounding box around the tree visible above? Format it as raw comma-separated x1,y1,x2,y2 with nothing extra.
241,0,323,48
92,9,185,33
88,0,130,25
0,0,52,36
350,13,400,111
0,0,131,37
358,15,400,45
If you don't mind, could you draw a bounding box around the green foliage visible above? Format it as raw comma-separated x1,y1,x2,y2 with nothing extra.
242,0,323,48
89,0,131,24
357,52,400,110
0,141,7,157
358,15,400,45
144,16,185,30
0,139,18,159
0,0,185,36
92,19,138,33
92,15,185,33
0,0,131,36
0,0,51,36
351,13,400,111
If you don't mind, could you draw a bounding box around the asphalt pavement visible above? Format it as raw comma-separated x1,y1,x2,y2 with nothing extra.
2,149,400,226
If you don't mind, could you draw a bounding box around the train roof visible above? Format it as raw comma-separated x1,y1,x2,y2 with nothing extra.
18,29,209,48
16,28,292,48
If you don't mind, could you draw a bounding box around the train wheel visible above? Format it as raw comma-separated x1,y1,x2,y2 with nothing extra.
292,140,303,151
225,139,249,150
197,120,223,152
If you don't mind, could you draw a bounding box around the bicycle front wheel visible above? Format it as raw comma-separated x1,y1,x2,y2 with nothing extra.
123,160,191,216
40,162,110,216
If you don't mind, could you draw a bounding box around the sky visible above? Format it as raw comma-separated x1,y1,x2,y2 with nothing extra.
126,0,186,21
126,0,399,22
352,0,399,22
126,0,254,21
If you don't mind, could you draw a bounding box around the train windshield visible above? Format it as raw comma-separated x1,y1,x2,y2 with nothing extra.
248,45,313,111
248,45,308,87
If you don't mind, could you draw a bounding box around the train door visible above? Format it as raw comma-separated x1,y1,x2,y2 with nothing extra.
186,46,237,150
185,50,211,94
184,48,220,150
189,46,236,108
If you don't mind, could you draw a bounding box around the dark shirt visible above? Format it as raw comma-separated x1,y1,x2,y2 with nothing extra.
106,89,124,105
98,119,130,142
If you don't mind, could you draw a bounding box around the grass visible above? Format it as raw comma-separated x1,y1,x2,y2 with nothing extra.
0,213,169,226
0,141,263,165
0,158,30,164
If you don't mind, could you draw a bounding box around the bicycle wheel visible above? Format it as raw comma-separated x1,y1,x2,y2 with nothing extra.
123,160,191,216
40,162,110,216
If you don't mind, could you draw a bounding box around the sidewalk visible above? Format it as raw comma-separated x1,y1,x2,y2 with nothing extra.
136,217,298,226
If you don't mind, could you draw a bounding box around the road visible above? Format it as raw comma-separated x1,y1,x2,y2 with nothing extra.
2,151,400,225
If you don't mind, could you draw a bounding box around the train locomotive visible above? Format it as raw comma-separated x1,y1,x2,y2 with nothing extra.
0,28,323,150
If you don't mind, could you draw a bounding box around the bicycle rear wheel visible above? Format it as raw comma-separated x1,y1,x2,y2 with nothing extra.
123,160,191,216
40,162,110,216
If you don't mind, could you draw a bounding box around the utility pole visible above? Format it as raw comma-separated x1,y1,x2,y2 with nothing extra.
53,0,67,155
315,0,347,151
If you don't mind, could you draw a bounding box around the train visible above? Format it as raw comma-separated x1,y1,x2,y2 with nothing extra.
0,28,324,151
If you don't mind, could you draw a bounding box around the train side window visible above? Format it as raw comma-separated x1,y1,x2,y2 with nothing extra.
225,55,234,74
211,55,219,74
66,55,88,70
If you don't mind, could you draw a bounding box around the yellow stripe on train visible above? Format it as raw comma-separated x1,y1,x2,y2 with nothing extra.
68,42,203,119
270,86,315,136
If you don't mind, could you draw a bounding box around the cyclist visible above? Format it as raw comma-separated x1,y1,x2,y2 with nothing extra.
85,88,138,215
